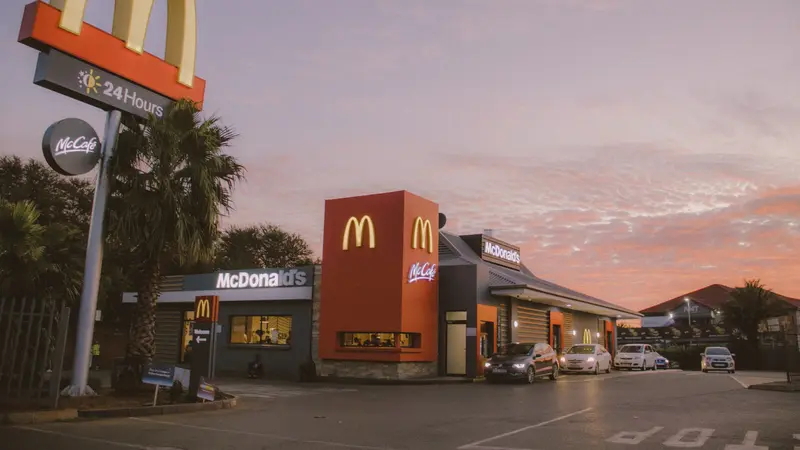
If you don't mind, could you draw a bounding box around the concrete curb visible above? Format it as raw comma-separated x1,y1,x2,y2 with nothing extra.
77,395,237,419
1,408,79,425
748,383,800,393
312,376,482,385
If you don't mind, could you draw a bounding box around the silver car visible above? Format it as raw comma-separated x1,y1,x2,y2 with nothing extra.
701,346,736,373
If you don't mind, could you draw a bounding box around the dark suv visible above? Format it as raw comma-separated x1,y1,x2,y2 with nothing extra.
484,342,559,384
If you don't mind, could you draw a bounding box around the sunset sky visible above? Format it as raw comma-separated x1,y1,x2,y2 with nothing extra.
1,0,799,311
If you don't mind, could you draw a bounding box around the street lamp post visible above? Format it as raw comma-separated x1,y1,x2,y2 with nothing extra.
684,297,693,347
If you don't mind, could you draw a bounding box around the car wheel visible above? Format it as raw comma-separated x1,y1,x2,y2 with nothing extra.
549,364,559,380
702,369,708,373
606,363,611,374
526,366,536,384
594,364,599,375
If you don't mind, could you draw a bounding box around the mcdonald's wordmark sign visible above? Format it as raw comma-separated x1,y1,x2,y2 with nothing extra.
18,0,206,105
194,295,219,323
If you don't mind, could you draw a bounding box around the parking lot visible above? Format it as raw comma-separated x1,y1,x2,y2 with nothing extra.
2,370,798,450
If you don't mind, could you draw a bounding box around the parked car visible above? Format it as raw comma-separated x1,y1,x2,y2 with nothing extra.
559,344,612,374
484,342,559,384
701,346,736,373
613,344,659,370
654,353,669,370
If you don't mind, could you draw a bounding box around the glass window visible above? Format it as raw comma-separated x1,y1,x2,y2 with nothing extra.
567,345,595,354
498,343,534,355
619,345,644,353
705,347,730,355
229,315,292,346
339,332,421,348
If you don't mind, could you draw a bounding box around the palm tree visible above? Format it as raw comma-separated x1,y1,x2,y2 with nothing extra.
720,279,791,353
0,200,83,302
108,99,245,364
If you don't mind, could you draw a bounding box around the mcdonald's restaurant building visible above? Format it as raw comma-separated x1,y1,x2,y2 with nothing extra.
315,190,641,380
122,266,320,380
125,190,639,381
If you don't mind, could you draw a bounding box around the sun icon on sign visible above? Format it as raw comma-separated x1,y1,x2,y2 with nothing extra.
77,69,100,94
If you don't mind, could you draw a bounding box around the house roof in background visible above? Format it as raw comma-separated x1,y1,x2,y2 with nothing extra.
640,283,800,314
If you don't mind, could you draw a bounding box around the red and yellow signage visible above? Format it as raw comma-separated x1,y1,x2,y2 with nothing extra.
18,0,205,105
194,295,219,323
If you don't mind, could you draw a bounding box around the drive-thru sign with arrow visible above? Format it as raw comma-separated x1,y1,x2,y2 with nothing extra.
190,296,219,399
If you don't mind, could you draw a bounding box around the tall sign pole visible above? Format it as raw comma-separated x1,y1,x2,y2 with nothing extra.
63,110,121,396
18,0,206,396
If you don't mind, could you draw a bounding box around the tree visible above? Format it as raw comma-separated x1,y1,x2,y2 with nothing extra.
0,200,83,303
720,279,791,351
108,99,245,363
215,224,315,270
0,156,128,315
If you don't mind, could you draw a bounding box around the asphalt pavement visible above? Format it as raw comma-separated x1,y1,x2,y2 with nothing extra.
2,369,798,450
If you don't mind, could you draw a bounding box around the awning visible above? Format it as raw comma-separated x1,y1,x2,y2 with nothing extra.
490,284,642,320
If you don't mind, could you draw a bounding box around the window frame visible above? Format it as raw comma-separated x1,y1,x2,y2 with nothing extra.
337,331,422,349
228,314,293,347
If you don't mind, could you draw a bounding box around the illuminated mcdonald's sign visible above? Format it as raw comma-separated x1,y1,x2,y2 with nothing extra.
582,328,592,344
411,217,433,253
342,215,375,250
194,295,218,323
19,0,205,103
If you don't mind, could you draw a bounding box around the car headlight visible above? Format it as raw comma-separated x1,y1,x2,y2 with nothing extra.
587,357,595,362
664,359,669,364
484,362,491,368
512,363,526,369
560,357,566,363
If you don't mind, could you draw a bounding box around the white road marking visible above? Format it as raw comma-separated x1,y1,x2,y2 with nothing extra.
606,426,664,445
14,425,150,449
456,408,592,449
724,431,768,450
129,417,391,450
663,428,715,448
729,375,749,389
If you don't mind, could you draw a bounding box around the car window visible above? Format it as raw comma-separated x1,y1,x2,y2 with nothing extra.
567,345,595,354
498,343,534,355
619,345,644,353
705,347,731,356
544,345,553,354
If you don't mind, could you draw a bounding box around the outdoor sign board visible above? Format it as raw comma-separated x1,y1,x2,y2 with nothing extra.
481,235,521,271
196,377,216,401
668,302,713,319
34,50,173,120
41,117,101,176
204,267,313,290
141,363,175,387
189,295,218,399
18,0,205,104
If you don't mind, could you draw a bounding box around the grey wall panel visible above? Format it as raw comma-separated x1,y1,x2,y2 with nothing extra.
215,300,312,381
154,309,182,364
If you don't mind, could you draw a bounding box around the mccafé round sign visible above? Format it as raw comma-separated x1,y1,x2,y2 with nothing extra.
42,118,101,176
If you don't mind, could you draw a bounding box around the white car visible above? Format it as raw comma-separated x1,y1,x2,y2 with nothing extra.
701,346,736,373
613,344,659,371
559,344,612,374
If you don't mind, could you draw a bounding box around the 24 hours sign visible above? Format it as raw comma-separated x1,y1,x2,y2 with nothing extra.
33,50,173,120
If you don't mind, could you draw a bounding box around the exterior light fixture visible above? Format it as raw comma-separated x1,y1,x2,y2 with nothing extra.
596,332,600,338
566,304,572,307
572,330,577,336
669,313,673,318
513,320,519,328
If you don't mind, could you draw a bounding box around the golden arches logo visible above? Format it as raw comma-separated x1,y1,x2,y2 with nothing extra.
52,0,197,88
196,298,211,320
342,215,375,250
411,217,433,253
582,329,592,344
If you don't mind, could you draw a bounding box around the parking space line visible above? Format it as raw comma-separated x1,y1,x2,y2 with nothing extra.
14,425,150,449
456,408,592,449
129,417,393,450
729,375,749,389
